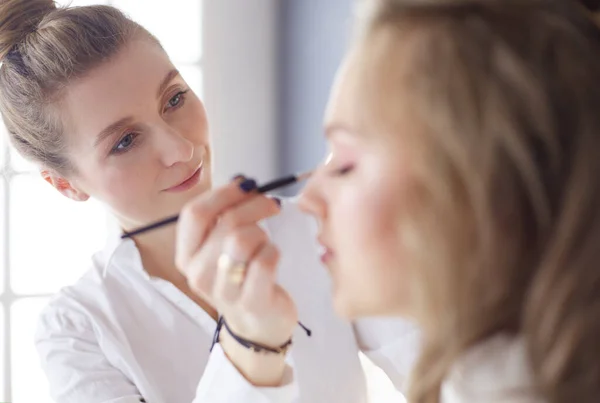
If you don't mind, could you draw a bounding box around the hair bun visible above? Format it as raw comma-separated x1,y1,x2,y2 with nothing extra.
0,0,56,60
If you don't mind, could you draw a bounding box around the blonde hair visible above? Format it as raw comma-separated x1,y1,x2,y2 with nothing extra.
0,0,156,174
357,1,600,402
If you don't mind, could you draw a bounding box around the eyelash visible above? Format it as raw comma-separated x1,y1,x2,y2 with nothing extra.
109,89,190,156
164,90,189,113
331,165,354,177
110,132,140,155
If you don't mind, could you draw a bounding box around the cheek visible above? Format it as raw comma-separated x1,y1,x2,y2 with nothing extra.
341,189,403,273
82,163,155,207
334,173,401,256
179,96,209,145
331,172,411,316
336,201,409,317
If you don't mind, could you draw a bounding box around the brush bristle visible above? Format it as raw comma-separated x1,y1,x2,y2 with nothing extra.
297,171,313,181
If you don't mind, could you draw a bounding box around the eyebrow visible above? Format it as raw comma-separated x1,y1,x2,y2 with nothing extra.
157,69,181,99
94,69,181,147
94,116,135,147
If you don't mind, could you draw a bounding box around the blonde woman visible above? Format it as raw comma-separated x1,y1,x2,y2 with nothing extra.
299,0,600,402
0,1,418,402
180,0,600,402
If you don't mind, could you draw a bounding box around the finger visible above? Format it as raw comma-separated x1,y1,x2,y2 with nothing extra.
213,225,269,304
239,243,280,312
182,246,219,301
216,195,281,235
175,178,256,269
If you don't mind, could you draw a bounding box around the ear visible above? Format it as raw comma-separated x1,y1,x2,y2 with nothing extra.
40,170,90,202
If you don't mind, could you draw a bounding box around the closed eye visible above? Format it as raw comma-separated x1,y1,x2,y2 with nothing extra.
331,165,354,177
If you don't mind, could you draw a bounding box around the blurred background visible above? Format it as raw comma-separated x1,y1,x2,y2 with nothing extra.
0,0,404,401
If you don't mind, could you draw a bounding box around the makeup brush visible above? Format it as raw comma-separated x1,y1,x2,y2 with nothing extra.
121,171,313,239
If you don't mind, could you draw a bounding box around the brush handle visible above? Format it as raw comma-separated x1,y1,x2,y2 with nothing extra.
257,175,297,193
122,174,302,239
122,214,178,239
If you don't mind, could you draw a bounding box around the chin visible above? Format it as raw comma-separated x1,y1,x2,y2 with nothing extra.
333,293,371,320
165,177,211,210
333,289,401,320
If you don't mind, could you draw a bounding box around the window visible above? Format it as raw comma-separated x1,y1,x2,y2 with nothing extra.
0,1,203,401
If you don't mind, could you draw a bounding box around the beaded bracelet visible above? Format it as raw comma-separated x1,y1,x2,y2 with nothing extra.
210,316,312,355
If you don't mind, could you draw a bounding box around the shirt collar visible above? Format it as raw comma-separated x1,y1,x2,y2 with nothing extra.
100,228,148,279
441,335,541,402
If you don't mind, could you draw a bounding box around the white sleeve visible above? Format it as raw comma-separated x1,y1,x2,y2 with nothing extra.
35,308,144,403
36,306,298,403
194,344,298,403
352,317,421,393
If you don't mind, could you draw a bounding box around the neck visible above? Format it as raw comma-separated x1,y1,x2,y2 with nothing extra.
131,224,178,280
125,220,218,320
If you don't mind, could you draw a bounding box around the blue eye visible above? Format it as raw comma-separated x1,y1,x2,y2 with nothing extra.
119,134,134,148
166,90,189,111
111,132,138,155
117,133,134,149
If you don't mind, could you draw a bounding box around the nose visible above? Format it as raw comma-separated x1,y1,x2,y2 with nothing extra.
158,125,194,167
298,168,327,221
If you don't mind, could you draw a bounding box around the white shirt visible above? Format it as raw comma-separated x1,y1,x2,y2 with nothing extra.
35,199,420,403
441,335,545,403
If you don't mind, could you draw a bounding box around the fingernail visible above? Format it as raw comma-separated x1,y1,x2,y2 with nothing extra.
231,174,246,182
239,178,257,193
271,197,282,208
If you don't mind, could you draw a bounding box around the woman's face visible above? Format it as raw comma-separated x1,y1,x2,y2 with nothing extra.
299,45,416,320
55,38,210,230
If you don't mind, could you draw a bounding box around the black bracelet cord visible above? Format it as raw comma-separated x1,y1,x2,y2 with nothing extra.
210,316,312,354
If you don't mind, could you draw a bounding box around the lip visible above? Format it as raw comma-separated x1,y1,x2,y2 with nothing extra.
164,162,204,193
317,238,334,265
320,248,334,265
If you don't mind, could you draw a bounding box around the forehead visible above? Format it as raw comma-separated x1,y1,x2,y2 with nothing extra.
324,47,368,132
324,32,416,138
59,39,173,146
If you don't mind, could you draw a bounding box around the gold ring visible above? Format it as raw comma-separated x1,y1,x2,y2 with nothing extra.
217,253,247,285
